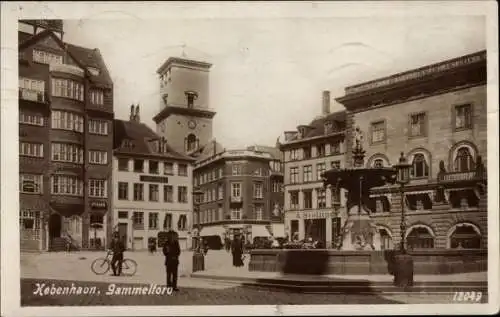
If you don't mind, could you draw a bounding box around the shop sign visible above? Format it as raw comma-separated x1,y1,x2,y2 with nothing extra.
90,200,107,209
140,175,169,183
296,211,337,219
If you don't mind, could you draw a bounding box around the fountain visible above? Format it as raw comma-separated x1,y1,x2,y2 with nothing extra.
321,127,398,251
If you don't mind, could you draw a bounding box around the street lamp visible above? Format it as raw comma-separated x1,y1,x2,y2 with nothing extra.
392,151,413,288
192,187,205,272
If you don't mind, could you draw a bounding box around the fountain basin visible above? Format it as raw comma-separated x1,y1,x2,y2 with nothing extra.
248,249,487,275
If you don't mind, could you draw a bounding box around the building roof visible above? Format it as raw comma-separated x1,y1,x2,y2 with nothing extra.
18,30,113,88
113,119,195,162
190,139,226,162
157,56,212,74
284,110,346,143
246,145,281,160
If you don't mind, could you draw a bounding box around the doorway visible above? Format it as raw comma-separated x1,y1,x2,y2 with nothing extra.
48,213,62,239
118,223,128,248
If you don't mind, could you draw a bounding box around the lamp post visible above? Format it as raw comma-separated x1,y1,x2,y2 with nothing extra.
192,187,205,272
393,152,413,288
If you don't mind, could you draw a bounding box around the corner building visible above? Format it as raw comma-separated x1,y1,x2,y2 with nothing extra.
336,50,488,250
18,20,114,251
281,91,348,247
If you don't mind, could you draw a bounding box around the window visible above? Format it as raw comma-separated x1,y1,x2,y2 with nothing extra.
316,163,326,180
317,188,326,209
371,120,386,143
89,179,107,198
148,161,159,174
52,143,83,163
409,112,427,137
186,92,196,108
374,159,384,168
212,188,216,201
331,160,341,170
330,141,341,155
89,150,108,165
253,183,263,199
177,215,187,231
218,168,223,178
316,144,326,157
303,191,312,209
19,77,45,94
19,111,44,126
186,134,197,152
33,50,63,65
232,164,242,175
231,183,241,198
89,119,108,135
164,214,172,230
255,205,263,220
51,175,83,196
290,191,299,209
454,104,472,130
303,165,313,182
254,168,263,176
51,111,84,132
118,182,128,200
178,164,188,176
118,158,129,171
218,183,224,200
164,162,173,175
19,142,44,158
410,153,429,178
148,212,159,229
332,186,341,204
133,183,144,201
449,225,481,249
134,160,144,173
454,147,475,172
290,149,300,161
90,213,104,225
20,174,43,194
20,210,41,240
132,212,144,229
303,146,311,159
149,184,159,202
178,186,188,203
118,211,128,219
290,167,299,184
51,78,84,101
406,227,434,249
163,185,173,202
272,181,282,192
90,89,104,105
231,207,242,220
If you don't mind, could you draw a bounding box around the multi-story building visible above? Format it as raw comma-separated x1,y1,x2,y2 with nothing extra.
192,146,284,247
280,91,348,247
112,106,195,250
18,20,114,251
335,50,487,250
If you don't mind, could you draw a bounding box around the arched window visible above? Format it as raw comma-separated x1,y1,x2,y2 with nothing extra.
406,226,434,249
374,159,384,168
410,153,429,178
454,147,475,172
449,224,481,249
186,134,197,152
378,228,393,250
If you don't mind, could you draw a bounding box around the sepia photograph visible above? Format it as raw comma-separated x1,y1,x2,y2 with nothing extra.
1,1,499,316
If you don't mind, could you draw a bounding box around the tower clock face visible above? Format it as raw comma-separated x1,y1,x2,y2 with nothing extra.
188,120,197,130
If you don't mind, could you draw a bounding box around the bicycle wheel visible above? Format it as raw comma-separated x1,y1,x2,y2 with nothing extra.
121,259,137,276
91,258,110,275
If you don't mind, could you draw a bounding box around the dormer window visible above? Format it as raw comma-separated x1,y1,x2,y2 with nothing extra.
33,50,63,65
87,67,100,76
122,139,134,149
186,133,199,152
185,91,198,109
324,121,333,134
158,137,168,153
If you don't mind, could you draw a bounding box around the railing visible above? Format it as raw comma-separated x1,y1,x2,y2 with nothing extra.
19,88,45,103
49,63,85,77
230,196,242,203
437,170,485,182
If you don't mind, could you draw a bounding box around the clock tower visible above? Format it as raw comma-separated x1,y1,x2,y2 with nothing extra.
153,56,216,155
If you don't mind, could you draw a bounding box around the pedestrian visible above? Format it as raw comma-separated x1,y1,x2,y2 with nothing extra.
203,239,209,256
231,234,244,267
163,230,181,291
225,237,231,252
109,232,125,276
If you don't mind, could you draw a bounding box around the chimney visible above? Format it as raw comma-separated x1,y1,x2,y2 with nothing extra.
322,90,331,115
135,104,140,123
129,104,135,121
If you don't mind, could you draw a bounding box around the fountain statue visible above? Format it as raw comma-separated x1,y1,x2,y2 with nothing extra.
322,127,398,251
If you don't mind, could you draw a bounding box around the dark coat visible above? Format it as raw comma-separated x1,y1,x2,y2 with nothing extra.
163,240,181,266
109,238,125,255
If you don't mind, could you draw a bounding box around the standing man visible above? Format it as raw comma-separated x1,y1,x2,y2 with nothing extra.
163,230,181,291
109,232,125,276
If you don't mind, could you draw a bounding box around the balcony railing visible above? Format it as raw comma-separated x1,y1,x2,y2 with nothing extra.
19,89,45,103
49,63,85,77
437,170,485,182
230,196,242,203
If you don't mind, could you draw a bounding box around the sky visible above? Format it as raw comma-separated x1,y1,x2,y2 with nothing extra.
62,14,486,149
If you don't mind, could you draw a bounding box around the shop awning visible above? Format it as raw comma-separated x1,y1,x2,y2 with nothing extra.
252,225,271,238
271,224,286,237
200,226,226,237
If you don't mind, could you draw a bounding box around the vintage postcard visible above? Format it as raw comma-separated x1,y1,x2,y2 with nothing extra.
1,1,499,316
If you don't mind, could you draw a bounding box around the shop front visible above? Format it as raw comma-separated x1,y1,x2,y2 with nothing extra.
286,210,343,248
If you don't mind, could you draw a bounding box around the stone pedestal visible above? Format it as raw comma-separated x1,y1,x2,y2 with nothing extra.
341,205,381,251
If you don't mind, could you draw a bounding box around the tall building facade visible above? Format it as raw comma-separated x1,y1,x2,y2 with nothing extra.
112,106,195,250
281,91,348,247
336,50,488,250
18,20,114,251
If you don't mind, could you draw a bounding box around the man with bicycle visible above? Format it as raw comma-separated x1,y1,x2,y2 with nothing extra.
109,232,125,276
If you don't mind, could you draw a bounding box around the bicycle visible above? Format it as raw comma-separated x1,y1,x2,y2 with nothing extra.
91,250,138,276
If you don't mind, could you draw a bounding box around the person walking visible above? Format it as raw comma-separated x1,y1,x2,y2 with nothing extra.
231,234,244,267
163,230,181,291
109,232,125,276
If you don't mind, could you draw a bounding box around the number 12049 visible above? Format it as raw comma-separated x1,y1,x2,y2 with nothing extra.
453,291,483,302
